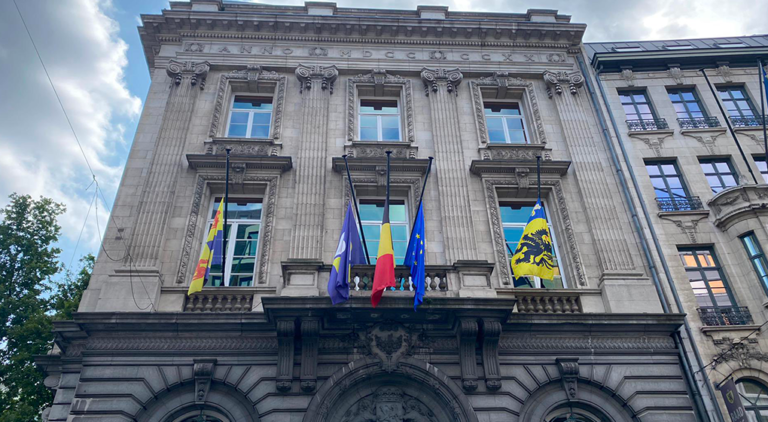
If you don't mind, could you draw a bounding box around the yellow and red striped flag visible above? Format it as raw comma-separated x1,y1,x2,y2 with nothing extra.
188,198,225,295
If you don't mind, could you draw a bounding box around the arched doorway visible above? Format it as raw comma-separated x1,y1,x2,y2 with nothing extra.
545,403,612,422
736,379,768,421
168,409,229,422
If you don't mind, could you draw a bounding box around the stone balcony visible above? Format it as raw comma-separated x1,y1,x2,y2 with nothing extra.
708,184,768,229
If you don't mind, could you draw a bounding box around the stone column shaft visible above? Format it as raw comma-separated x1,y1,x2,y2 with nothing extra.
129,61,209,268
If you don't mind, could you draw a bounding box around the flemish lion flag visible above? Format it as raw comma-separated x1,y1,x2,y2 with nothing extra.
371,198,395,307
510,201,556,281
188,198,225,295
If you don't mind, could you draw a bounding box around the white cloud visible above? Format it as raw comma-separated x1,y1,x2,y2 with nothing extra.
0,0,140,255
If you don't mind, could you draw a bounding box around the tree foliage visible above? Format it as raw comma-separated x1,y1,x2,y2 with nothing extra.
0,194,93,422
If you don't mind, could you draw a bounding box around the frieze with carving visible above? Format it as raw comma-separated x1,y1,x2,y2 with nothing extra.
366,322,412,372
712,338,768,369
708,185,768,229
499,335,676,350
341,386,437,422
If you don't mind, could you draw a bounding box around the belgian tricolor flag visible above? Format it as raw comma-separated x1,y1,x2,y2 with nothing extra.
371,152,396,307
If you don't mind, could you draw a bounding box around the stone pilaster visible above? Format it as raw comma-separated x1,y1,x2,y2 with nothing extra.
543,70,636,276
421,67,478,263
289,65,338,259
128,60,210,269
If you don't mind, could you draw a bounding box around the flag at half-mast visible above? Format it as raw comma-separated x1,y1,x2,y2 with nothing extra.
328,203,367,304
510,201,556,281
188,198,225,295
371,198,396,307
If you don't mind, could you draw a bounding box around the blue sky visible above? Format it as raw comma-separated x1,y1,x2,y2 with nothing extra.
0,0,766,276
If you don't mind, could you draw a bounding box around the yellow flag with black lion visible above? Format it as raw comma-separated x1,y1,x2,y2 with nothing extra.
510,201,556,281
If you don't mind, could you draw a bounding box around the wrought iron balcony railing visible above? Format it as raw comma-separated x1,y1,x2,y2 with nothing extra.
730,115,768,128
698,306,753,326
677,117,721,129
656,196,703,212
626,118,669,131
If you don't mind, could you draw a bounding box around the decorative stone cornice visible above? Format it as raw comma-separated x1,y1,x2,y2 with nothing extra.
708,185,768,229
557,357,579,400
194,358,216,403
457,318,479,391
542,70,584,98
276,318,296,392
296,64,339,93
166,60,210,88
481,319,502,391
420,67,463,96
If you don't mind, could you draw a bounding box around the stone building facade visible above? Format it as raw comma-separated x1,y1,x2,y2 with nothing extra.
37,1,711,421
585,36,768,421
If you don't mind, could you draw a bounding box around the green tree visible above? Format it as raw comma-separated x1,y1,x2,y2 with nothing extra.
0,194,93,422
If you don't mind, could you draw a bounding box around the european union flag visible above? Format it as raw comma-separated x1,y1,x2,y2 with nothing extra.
328,203,367,304
404,203,426,311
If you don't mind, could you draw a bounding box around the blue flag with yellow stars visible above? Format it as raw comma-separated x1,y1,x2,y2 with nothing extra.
404,203,427,311
510,200,556,281
328,203,367,304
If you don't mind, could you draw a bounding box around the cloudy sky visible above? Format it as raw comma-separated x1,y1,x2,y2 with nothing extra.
0,0,766,273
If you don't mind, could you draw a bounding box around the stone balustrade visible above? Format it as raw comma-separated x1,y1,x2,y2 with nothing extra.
349,265,450,292
184,290,254,312
515,290,582,313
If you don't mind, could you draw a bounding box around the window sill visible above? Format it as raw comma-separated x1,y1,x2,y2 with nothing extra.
211,137,278,144
657,209,709,218
700,324,762,334
627,128,675,136
680,127,726,135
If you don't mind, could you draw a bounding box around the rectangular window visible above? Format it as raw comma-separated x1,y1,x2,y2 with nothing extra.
664,44,693,50
203,198,262,287
717,87,757,118
717,42,748,48
619,90,657,123
755,156,768,183
359,200,409,265
359,99,401,141
500,202,565,289
699,158,739,193
645,161,698,210
740,232,768,295
679,248,735,309
484,103,528,144
668,88,708,119
613,46,643,52
227,97,273,138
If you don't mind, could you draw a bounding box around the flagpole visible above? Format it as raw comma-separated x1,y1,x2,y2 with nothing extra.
385,150,392,248
411,157,434,230
700,68,759,184
223,148,230,285
342,155,371,265
536,156,542,202
759,59,767,166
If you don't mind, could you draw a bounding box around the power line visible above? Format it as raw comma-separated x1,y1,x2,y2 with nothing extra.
67,188,97,270
695,319,768,377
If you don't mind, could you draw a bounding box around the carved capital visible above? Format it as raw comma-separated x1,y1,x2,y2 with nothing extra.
457,318,478,391
420,67,463,96
166,60,210,89
193,358,216,404
300,318,320,392
276,318,296,392
542,70,584,97
557,357,579,400
295,64,339,94
481,319,502,391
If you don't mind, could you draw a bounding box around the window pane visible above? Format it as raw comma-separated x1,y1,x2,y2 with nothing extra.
505,118,524,130
382,128,400,141
359,203,383,221
221,202,262,220
234,97,273,110
715,162,731,172
390,204,407,222
391,224,408,240
660,164,677,175
360,100,399,113
360,128,378,141
381,116,399,128
633,94,647,102
731,90,744,99
507,130,526,144
486,117,504,130
646,165,660,176
488,130,506,143
743,235,759,256
252,112,271,125
251,125,270,138
484,103,520,115
230,111,249,124
721,175,737,187
700,163,715,173
360,115,377,128
234,240,258,256
228,124,247,137
500,205,533,223
362,225,379,241
668,92,681,101
236,224,260,240
230,257,255,274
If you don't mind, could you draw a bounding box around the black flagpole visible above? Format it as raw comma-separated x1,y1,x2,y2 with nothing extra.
760,59,768,169
536,155,542,202
700,68,759,184
223,148,230,285
410,157,434,230
385,150,392,250
342,155,371,265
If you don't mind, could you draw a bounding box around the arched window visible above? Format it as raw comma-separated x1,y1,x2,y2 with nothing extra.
736,379,768,421
168,409,229,422
545,405,609,422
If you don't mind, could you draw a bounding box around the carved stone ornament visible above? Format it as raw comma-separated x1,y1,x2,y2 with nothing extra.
345,145,416,159
296,64,339,94
620,68,635,87
346,70,415,142
682,130,726,154
713,338,768,369
308,46,328,57
542,70,585,97
557,357,579,400
716,63,733,82
366,322,412,372
194,358,216,404
300,318,320,392
206,142,279,157
499,335,676,350
470,73,547,145
166,60,210,89
629,132,673,157
546,52,566,63
176,174,280,285
668,66,685,84
660,213,708,243
276,319,296,392
340,386,438,422
458,319,479,391
420,67,463,96
481,319,502,391
208,66,286,140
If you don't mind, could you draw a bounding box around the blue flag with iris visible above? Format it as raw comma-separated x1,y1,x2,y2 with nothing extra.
328,204,367,304
404,203,426,311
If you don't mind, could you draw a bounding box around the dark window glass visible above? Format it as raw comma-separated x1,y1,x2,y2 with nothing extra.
678,248,736,310
645,161,690,202
717,87,757,118
668,88,708,119
741,232,768,296
755,156,768,183
204,199,262,287
619,90,656,121
699,158,739,193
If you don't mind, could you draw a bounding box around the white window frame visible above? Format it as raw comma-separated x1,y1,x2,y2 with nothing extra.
358,199,410,265
484,102,530,144
201,196,263,287
358,98,402,142
500,200,567,288
225,95,273,139
613,46,643,52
